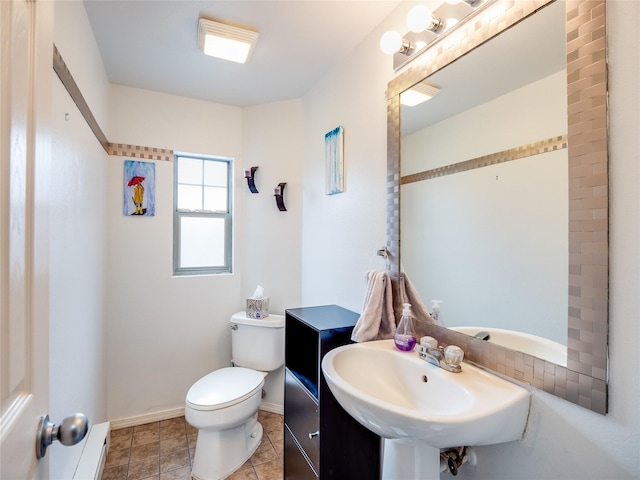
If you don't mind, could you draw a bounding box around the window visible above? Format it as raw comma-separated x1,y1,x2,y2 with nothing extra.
174,154,232,275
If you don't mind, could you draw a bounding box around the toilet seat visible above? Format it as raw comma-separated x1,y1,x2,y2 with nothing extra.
186,367,265,412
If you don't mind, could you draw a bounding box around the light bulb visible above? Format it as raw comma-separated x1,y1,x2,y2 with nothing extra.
445,18,459,31
380,30,402,54
407,4,434,33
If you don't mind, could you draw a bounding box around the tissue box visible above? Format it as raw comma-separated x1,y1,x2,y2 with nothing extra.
246,297,269,319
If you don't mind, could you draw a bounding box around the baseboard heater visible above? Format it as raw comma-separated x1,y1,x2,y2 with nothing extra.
73,421,110,480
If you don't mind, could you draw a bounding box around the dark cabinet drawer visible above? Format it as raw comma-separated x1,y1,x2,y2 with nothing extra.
284,425,318,479
285,368,319,472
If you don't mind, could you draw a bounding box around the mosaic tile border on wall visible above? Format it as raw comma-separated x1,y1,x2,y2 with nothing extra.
387,0,608,414
401,135,568,185
54,45,174,162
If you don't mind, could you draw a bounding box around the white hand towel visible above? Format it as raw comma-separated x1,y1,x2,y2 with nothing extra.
351,270,397,342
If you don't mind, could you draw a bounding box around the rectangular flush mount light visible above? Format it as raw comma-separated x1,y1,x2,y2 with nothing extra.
400,82,440,107
198,18,259,64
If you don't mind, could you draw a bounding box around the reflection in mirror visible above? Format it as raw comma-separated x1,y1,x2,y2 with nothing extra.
400,1,568,364
386,0,609,414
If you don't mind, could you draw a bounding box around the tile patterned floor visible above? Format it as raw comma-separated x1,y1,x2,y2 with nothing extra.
101,410,283,480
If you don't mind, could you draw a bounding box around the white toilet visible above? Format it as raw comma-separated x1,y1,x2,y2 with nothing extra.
185,312,285,480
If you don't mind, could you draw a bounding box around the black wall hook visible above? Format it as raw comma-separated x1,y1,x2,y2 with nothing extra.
244,166,259,193
274,182,287,211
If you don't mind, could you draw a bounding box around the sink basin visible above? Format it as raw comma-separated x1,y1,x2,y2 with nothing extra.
451,326,567,366
321,339,531,449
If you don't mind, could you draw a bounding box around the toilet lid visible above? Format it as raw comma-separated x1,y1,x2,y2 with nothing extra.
186,367,265,411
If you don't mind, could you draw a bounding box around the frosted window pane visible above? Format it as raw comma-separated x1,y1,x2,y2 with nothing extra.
178,157,202,184
177,185,202,210
180,217,225,268
204,187,227,212
204,161,227,187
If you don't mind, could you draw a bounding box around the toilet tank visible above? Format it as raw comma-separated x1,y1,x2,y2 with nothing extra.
230,312,285,371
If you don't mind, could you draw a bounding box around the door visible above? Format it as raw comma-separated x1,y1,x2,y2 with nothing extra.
1,0,53,478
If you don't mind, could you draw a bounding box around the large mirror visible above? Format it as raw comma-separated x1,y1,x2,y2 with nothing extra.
401,2,567,362
386,0,609,414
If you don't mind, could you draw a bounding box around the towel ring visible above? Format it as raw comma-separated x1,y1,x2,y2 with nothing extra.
367,249,389,272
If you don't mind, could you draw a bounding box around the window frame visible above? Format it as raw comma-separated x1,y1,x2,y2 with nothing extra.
173,153,233,276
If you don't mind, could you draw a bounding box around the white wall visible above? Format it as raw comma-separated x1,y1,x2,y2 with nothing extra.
242,100,304,409
52,2,304,426
301,1,639,478
301,8,397,311
106,86,243,421
106,87,303,421
50,1,111,477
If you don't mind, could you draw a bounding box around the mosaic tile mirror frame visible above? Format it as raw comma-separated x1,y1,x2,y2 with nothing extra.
386,0,608,414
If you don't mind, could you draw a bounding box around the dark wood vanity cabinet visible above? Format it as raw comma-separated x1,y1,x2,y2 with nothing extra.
284,305,381,479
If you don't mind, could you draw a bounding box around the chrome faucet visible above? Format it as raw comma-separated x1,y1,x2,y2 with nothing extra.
473,331,491,341
417,337,464,373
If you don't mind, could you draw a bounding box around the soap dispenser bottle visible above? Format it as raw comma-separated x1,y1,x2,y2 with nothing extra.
394,303,417,352
431,300,443,325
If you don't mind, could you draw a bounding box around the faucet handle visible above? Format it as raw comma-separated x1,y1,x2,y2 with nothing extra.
444,345,464,367
419,336,438,350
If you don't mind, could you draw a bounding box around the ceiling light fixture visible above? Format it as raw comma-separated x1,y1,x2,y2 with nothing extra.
400,82,440,107
198,18,258,64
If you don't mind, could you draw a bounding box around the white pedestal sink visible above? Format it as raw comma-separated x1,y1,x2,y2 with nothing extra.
321,339,531,479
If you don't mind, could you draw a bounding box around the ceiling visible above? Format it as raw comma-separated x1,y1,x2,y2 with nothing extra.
83,0,400,107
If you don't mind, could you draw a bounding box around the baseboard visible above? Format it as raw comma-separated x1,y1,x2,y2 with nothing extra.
109,402,283,431
109,407,185,430
260,402,283,415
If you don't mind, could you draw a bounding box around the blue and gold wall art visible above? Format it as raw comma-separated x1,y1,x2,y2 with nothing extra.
123,160,155,216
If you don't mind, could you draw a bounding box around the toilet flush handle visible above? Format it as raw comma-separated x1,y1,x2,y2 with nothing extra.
230,324,238,330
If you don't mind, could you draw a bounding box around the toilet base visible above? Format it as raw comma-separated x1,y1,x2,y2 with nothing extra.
191,412,263,480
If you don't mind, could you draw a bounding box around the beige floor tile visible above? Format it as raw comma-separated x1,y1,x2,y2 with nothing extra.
133,430,160,447
160,449,190,473
101,465,129,480
159,417,184,429
160,424,186,440
250,442,278,467
254,459,283,480
185,423,198,435
111,427,134,438
110,433,133,451
272,439,284,459
265,427,283,445
105,447,131,468
159,466,191,480
101,413,283,480
127,457,160,480
228,465,259,480
133,422,159,433
260,413,283,432
130,442,159,463
160,435,188,454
